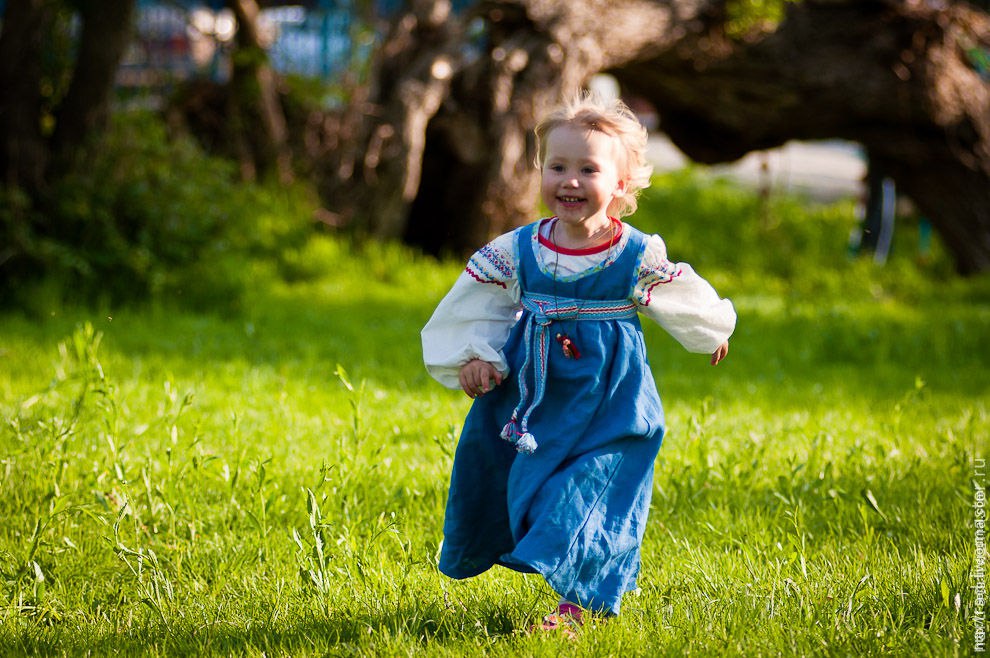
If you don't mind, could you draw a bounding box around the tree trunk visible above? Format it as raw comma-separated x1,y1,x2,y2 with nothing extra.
0,0,58,192
50,0,136,173
371,0,723,255
1,0,139,288
227,0,294,184
609,0,990,274
340,0,751,253
167,0,986,271
331,0,990,273
364,0,650,253
323,0,464,240
402,1,561,253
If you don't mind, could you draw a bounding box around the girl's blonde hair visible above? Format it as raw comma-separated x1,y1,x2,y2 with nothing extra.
534,91,653,218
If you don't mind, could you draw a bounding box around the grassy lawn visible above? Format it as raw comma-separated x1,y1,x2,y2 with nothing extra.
1,174,987,656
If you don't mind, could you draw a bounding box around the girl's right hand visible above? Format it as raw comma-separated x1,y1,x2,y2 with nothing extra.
458,359,503,398
710,341,729,366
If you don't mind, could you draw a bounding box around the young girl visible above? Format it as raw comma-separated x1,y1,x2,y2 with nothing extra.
421,93,736,630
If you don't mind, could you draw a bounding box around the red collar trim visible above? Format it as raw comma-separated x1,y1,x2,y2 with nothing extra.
538,217,623,255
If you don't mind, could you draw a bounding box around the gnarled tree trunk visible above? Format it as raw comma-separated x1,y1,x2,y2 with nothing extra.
328,0,990,273
610,0,990,274
314,0,465,240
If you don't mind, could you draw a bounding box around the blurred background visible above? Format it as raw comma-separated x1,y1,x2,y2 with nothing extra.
1,0,988,309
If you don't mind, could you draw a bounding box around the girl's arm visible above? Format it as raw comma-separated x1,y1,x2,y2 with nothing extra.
421,233,521,390
634,234,737,356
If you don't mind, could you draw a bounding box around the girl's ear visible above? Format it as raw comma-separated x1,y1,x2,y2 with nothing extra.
614,177,628,197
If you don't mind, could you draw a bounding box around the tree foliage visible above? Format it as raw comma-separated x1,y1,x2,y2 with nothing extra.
0,0,315,306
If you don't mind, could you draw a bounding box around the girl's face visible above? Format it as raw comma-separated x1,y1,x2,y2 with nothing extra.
540,124,626,230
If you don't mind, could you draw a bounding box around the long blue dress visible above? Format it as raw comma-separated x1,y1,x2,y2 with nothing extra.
438,221,665,615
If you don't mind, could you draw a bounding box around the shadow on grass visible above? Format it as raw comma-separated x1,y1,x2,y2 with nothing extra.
1,282,987,405
3,601,523,657
0,292,439,392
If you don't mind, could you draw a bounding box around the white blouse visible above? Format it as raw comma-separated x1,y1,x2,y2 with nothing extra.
422,220,737,389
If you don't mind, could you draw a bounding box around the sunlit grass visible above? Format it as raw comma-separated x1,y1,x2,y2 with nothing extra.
1,174,987,656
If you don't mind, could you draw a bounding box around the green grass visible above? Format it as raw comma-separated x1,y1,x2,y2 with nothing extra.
1,174,987,656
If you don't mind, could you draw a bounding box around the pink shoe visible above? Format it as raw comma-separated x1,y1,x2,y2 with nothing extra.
533,602,583,638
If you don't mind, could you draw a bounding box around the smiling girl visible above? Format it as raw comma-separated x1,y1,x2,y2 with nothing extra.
421,92,736,633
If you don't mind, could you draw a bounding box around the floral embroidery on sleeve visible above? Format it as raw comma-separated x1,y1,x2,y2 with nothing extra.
465,242,514,289
635,255,683,306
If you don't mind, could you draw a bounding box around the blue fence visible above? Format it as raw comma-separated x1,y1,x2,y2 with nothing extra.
120,2,361,95
265,6,353,80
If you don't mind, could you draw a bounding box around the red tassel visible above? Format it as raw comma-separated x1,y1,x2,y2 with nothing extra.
555,333,581,359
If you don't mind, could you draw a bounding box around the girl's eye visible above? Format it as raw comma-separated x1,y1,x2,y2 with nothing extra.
549,164,565,172
582,167,598,175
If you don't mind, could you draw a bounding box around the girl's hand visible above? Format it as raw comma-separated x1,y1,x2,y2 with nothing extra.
710,341,729,366
459,359,503,398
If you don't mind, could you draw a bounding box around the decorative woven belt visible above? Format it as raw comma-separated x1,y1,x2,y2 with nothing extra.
500,292,638,454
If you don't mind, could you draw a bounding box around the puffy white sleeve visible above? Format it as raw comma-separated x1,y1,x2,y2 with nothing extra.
421,232,522,389
634,234,736,354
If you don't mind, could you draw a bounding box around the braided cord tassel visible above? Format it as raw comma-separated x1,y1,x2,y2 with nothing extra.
499,314,548,454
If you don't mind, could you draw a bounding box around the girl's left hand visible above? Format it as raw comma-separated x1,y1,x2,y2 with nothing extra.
710,341,729,366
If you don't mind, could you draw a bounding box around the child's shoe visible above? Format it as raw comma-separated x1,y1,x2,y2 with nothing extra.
533,602,583,639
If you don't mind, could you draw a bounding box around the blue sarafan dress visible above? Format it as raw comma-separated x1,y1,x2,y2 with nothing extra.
422,219,736,615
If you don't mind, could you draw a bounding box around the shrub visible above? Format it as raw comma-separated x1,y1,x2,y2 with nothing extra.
0,111,315,311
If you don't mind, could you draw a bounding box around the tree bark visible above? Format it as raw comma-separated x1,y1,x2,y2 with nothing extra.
403,0,563,253
321,0,464,240
609,0,990,274
391,0,719,255
395,0,661,254
50,0,136,173
227,0,294,183
0,0,58,191
342,0,990,273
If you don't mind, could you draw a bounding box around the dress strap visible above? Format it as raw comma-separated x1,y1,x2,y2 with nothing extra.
499,293,638,455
